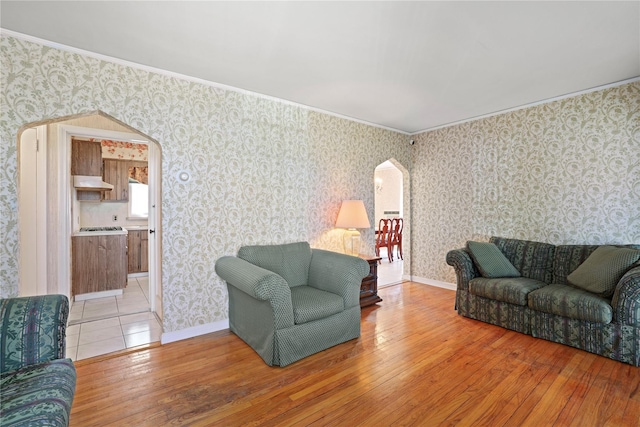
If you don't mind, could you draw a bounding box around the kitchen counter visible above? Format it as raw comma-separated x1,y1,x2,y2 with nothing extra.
125,225,148,231
72,226,128,237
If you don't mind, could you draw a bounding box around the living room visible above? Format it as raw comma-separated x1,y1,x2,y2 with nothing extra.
1,2,639,425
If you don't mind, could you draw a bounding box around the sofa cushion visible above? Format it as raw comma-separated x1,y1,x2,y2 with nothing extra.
467,241,520,278
469,277,547,306
238,241,312,287
528,284,613,324
567,246,640,298
0,358,76,427
290,286,344,324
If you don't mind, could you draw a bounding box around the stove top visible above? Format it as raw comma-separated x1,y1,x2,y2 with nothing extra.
79,226,123,232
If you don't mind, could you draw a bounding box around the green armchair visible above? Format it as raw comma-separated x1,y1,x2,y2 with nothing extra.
0,295,76,426
215,242,370,367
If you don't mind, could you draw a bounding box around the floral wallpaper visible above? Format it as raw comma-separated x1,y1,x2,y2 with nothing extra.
3,33,635,334
411,82,640,283
0,35,410,333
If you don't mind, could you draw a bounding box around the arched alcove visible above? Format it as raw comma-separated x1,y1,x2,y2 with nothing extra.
374,158,410,286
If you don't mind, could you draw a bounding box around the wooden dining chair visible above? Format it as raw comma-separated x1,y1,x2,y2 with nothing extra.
375,219,392,263
389,218,403,261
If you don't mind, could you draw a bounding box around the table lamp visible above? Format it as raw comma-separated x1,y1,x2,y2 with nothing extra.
335,200,371,256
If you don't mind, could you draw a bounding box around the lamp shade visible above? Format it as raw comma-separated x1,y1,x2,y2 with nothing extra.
335,200,371,229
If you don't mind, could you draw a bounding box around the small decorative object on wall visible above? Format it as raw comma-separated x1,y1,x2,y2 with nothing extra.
335,200,371,256
177,171,191,183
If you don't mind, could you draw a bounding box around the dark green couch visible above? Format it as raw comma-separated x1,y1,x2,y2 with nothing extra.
215,242,370,367
447,237,640,366
0,295,76,426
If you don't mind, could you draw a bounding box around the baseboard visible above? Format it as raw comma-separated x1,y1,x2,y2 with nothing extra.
161,319,230,345
411,276,456,291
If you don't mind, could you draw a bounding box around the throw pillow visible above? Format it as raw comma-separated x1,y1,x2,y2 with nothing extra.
567,245,640,297
467,241,521,278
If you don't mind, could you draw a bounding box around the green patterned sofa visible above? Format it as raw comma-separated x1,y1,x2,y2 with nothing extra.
0,295,76,426
215,241,370,367
446,237,640,366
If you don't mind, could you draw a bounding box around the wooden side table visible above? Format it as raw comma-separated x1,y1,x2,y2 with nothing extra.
359,255,383,307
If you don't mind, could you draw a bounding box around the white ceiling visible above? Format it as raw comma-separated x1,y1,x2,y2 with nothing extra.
1,1,638,134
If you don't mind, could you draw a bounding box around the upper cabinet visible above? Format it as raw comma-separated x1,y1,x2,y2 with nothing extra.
103,159,129,201
103,159,148,202
71,139,102,176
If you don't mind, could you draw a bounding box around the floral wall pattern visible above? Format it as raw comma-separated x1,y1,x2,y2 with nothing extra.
0,35,410,333
411,82,640,283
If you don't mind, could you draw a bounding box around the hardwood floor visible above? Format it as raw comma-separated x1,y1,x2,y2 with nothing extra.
70,282,640,426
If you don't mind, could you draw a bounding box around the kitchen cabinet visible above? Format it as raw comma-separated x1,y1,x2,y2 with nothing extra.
73,139,103,201
103,160,148,202
128,229,149,273
71,139,102,176
72,234,128,295
102,159,129,201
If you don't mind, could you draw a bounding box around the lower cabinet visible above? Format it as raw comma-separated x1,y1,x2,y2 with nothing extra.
72,235,128,295
128,230,149,273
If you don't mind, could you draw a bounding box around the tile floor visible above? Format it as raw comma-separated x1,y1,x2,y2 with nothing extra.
66,276,162,361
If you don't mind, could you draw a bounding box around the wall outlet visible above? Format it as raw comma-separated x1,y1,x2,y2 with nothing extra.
112,215,118,222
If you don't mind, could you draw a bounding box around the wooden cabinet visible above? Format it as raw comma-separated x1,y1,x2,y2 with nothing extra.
73,139,103,201
71,139,102,176
102,159,130,201
359,255,383,307
102,160,148,202
128,229,149,273
72,234,128,295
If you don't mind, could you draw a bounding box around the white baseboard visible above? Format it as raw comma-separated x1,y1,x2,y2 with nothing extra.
410,276,456,291
161,319,230,345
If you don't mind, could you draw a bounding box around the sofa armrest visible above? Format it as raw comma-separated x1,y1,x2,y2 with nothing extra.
446,248,480,291
308,249,370,308
0,295,69,374
612,265,640,326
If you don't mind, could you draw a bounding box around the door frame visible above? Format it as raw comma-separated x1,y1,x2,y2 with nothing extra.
18,126,47,296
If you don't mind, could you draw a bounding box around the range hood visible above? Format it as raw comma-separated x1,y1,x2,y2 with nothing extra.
73,175,114,191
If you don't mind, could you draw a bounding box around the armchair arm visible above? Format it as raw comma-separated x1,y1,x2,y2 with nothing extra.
446,248,480,291
215,256,294,328
308,249,370,308
612,265,640,326
0,295,69,373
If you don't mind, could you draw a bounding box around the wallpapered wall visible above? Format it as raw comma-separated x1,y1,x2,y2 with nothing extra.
0,36,411,333
411,82,640,283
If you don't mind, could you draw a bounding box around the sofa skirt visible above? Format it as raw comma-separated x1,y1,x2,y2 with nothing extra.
456,290,640,366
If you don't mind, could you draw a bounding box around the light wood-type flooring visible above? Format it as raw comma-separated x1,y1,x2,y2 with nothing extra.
70,282,640,426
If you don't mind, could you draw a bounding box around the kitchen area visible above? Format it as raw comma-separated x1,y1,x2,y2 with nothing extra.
69,135,161,360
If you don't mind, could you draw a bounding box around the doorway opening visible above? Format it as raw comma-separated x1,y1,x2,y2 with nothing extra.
374,159,409,287
17,111,163,361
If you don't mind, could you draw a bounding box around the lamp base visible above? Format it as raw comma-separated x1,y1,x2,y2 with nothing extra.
343,229,361,256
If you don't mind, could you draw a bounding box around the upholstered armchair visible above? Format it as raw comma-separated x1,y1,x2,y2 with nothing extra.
215,242,370,367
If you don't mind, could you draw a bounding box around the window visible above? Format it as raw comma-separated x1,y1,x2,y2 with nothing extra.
128,182,148,218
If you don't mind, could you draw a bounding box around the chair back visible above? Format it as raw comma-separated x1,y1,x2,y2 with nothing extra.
238,241,312,287
390,218,403,244
376,219,391,247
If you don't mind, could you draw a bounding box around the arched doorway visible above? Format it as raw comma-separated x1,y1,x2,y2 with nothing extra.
374,158,410,287
18,111,163,360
